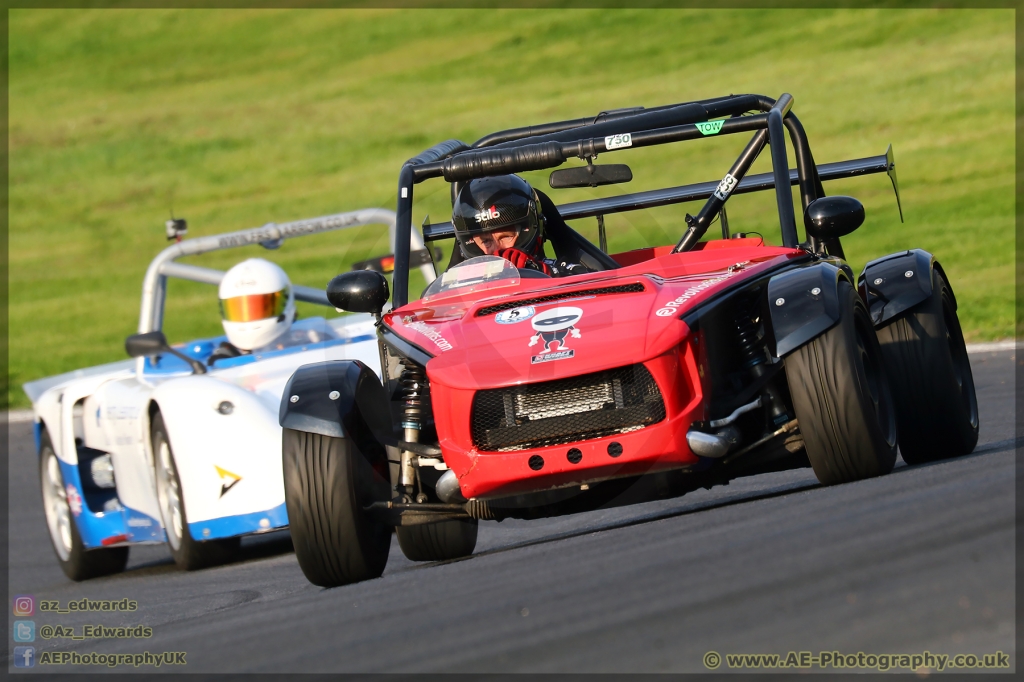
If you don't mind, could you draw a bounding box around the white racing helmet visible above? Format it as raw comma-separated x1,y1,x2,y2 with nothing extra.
218,258,295,351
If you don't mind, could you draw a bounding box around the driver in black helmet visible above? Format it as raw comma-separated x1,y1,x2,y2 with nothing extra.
451,174,590,277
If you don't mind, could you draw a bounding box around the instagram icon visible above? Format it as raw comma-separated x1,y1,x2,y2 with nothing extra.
13,595,34,617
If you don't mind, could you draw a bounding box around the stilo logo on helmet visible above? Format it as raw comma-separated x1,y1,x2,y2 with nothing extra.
474,206,501,223
453,175,545,259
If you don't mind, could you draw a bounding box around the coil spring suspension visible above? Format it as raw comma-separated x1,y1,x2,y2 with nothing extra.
399,359,429,431
735,305,766,369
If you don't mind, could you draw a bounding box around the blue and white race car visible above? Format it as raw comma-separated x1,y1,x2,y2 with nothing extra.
24,208,436,580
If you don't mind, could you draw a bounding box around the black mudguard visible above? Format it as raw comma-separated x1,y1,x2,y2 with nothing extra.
858,249,949,326
766,261,849,357
279,361,392,447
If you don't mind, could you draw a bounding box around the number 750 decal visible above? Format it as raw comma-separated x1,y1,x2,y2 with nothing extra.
713,173,738,201
604,133,632,150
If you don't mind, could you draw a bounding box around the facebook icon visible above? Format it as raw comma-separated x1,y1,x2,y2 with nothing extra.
14,646,35,668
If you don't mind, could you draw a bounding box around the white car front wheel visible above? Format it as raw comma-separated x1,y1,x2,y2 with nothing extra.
38,428,128,581
151,412,239,570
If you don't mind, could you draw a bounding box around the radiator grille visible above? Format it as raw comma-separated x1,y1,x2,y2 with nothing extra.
475,283,645,317
471,364,666,451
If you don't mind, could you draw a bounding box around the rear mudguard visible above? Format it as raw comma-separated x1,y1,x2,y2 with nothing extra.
766,261,852,357
857,249,949,327
279,360,392,448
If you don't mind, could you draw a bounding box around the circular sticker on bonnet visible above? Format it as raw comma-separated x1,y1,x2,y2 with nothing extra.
495,306,535,324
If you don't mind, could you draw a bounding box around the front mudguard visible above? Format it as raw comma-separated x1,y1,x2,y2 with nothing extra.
858,249,949,327
279,360,392,452
766,261,852,357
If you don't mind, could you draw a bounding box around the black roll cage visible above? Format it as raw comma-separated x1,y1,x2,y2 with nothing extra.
391,93,899,308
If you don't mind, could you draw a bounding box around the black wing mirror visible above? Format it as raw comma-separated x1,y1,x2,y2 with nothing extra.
125,331,206,374
549,164,632,189
327,270,390,315
803,196,865,240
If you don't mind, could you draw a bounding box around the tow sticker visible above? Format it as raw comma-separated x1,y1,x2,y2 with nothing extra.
529,307,582,363
696,120,724,136
604,133,632,150
495,306,535,324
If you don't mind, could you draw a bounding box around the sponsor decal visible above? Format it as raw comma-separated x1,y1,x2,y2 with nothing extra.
214,466,241,498
495,306,535,324
474,206,500,223
532,349,574,364
105,405,140,421
713,172,738,201
216,213,360,249
605,133,632,150
654,273,734,317
66,484,82,516
528,307,582,363
405,321,453,352
696,120,725,136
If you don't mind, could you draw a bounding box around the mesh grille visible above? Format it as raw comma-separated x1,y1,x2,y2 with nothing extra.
475,283,646,316
471,364,666,451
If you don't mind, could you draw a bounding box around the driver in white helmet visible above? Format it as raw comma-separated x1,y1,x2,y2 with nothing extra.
207,258,296,365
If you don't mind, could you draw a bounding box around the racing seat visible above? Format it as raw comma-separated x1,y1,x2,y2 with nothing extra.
444,189,621,272
534,189,620,272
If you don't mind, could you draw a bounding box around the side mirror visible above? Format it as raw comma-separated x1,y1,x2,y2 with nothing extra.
804,196,865,240
327,270,390,314
549,164,633,189
125,331,206,374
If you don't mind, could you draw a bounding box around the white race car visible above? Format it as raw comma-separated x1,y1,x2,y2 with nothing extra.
24,208,436,580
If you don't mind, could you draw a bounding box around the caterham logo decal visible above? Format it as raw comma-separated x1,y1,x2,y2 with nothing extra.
528,307,582,363
215,466,241,498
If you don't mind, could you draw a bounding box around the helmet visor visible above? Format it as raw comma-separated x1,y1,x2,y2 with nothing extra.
220,288,288,322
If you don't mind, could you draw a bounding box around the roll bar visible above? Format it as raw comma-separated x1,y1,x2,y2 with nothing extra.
138,207,433,334
392,93,899,307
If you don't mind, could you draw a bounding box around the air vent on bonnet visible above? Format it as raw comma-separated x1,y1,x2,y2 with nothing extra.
475,283,645,316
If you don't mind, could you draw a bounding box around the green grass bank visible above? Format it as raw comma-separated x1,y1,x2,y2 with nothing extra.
8,8,1014,408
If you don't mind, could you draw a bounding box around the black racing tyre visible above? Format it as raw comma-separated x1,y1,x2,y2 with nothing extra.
397,519,478,562
283,429,392,587
39,428,129,581
152,414,240,571
784,280,898,485
875,268,979,464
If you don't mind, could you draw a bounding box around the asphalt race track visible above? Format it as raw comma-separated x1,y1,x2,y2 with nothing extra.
6,349,1016,673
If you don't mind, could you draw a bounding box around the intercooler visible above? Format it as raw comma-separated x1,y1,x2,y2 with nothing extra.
470,364,666,451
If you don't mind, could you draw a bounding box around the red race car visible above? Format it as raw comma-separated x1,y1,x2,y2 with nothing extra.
280,93,978,587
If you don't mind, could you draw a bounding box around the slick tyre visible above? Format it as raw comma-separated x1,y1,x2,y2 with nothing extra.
875,269,979,464
152,414,240,571
283,429,391,587
784,280,898,485
397,519,478,562
39,429,129,581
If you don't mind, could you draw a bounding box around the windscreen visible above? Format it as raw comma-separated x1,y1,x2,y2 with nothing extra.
422,256,520,300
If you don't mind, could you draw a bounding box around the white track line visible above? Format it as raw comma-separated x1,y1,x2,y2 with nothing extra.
965,340,1017,354
4,341,1015,424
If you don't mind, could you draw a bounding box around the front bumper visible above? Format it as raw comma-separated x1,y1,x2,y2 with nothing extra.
432,344,706,500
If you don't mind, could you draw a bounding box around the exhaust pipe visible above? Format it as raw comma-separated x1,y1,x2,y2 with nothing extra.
435,469,467,503
686,425,741,458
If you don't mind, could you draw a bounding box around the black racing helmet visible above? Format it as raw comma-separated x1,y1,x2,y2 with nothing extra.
452,175,544,258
